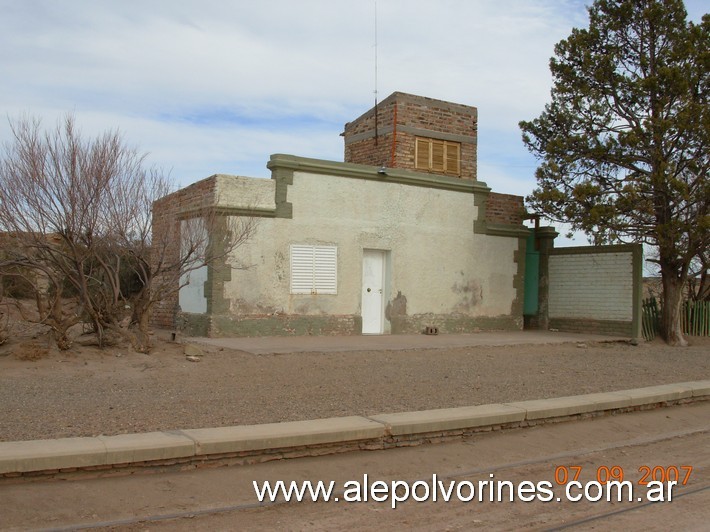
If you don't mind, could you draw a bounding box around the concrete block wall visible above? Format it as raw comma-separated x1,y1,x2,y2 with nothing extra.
547,246,642,338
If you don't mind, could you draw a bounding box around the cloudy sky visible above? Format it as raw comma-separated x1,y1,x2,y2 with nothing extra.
1,0,706,245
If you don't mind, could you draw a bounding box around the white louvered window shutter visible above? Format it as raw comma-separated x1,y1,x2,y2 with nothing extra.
290,244,337,294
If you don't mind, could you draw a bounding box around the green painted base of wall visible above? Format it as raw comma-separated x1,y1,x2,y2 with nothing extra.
176,312,524,337
549,318,634,337
209,314,363,337
176,313,211,337
524,315,542,330
391,314,523,334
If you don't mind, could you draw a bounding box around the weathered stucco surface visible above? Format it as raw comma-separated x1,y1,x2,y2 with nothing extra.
202,170,519,335
214,175,275,210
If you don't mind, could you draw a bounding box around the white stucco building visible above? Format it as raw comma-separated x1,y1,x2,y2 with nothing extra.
152,93,530,336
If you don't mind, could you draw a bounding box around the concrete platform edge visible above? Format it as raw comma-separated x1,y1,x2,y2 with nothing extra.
2,380,709,476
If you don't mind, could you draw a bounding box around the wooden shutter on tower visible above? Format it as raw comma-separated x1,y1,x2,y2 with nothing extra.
445,142,460,175
415,137,430,171
414,137,461,176
431,140,446,172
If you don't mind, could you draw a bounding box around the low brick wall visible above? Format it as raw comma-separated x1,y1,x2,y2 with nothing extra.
485,193,525,226
549,317,635,337
151,176,219,329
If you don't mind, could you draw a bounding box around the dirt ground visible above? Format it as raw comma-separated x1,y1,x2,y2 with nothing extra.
4,403,709,531
0,319,708,443
4,402,709,531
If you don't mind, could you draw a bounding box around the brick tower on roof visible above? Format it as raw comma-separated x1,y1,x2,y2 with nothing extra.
342,92,478,181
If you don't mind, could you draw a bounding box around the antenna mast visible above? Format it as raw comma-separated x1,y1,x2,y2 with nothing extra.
374,0,379,145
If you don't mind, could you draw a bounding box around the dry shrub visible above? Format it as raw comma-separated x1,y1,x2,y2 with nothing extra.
14,342,50,361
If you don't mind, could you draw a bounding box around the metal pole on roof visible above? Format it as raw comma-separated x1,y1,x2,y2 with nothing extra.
374,0,379,146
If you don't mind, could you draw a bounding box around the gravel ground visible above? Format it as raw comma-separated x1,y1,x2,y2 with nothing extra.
0,335,708,442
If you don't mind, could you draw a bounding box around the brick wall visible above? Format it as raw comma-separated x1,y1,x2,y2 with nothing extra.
485,193,525,226
151,176,218,329
344,136,394,168
344,92,477,180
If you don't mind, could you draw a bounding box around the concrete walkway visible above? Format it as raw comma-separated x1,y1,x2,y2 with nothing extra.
189,330,628,355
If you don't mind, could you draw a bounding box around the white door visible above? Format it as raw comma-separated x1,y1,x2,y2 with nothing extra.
362,250,385,334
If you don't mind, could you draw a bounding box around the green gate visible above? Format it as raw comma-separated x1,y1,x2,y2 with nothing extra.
523,229,539,316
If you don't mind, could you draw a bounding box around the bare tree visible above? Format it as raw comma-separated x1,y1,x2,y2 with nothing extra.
0,115,109,348
0,276,7,346
0,114,256,352
99,178,257,352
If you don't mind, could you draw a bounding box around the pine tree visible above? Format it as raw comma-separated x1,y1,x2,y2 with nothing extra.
520,0,709,346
